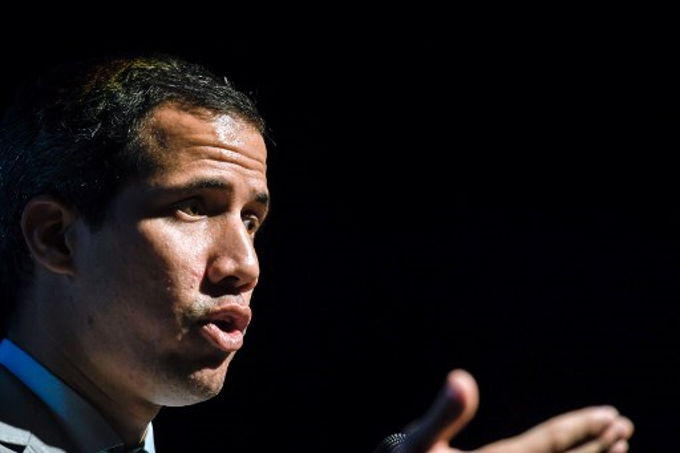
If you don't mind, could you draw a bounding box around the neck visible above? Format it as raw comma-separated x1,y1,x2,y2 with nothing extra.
8,321,160,447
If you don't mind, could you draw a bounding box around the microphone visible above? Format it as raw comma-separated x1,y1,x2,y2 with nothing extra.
373,433,407,453
373,370,470,452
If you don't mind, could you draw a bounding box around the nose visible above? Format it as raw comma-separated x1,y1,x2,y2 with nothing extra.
205,216,260,295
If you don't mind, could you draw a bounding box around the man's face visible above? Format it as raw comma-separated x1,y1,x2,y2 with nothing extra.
68,105,269,407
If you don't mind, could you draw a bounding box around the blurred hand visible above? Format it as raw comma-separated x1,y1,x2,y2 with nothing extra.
381,369,634,453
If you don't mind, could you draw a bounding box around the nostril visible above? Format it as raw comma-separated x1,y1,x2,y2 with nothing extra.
237,278,258,293
200,275,243,297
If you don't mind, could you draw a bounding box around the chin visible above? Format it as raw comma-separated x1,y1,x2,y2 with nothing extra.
155,353,234,407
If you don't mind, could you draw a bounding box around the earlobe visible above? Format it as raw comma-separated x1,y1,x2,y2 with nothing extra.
21,196,79,276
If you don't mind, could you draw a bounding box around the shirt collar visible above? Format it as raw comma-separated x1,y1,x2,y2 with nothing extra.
0,338,156,453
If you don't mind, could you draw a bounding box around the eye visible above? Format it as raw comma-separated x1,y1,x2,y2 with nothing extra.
242,214,261,234
174,198,206,219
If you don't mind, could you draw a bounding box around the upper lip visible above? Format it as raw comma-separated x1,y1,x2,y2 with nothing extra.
200,304,252,332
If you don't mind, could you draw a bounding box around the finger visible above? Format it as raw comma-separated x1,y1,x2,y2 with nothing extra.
434,370,479,442
602,417,634,443
598,416,634,445
482,406,619,453
608,439,628,453
564,415,635,453
615,417,634,440
402,369,479,453
565,442,611,453
521,406,619,452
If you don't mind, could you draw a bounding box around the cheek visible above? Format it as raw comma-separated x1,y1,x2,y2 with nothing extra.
136,219,210,299
71,220,215,358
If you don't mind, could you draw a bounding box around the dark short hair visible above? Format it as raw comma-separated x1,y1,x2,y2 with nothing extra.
0,54,265,331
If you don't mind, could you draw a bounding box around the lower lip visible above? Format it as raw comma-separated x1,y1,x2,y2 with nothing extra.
199,322,244,352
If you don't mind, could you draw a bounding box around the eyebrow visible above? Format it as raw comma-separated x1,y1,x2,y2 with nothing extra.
173,177,270,210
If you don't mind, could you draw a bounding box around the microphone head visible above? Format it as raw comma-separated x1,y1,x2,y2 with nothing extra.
373,433,407,453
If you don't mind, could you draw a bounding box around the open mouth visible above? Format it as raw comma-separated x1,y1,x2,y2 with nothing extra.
204,318,235,332
197,308,251,353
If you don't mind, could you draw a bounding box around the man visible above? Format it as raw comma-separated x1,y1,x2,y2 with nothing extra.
0,55,633,452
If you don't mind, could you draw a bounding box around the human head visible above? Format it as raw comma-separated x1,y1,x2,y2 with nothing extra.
0,54,266,334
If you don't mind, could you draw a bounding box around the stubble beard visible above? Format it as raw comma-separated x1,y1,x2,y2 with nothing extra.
144,335,236,407
128,298,240,407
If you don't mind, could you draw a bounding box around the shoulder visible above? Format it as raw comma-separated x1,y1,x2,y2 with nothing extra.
0,366,72,452
0,364,45,424
0,421,66,452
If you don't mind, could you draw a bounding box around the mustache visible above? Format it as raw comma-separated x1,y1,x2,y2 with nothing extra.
179,299,217,327
179,295,248,327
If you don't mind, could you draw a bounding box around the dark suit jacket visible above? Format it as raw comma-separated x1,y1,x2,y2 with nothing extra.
0,364,77,452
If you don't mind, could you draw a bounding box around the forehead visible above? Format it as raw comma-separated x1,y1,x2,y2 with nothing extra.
144,105,267,174
130,106,269,203
105,105,269,221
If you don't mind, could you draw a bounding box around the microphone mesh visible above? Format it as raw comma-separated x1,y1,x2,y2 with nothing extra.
373,432,407,453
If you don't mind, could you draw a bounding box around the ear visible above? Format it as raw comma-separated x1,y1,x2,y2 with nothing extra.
21,195,79,276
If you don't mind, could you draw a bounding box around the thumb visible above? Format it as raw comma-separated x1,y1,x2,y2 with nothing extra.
402,369,480,453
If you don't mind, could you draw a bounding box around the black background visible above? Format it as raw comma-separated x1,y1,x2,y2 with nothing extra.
1,19,676,452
